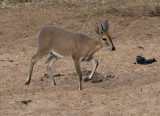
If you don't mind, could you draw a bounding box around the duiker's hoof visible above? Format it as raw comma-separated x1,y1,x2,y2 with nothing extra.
84,77,90,82
51,82,56,86
25,82,30,85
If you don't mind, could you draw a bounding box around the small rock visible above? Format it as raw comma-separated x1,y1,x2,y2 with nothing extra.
44,74,48,78
92,79,102,83
40,78,44,81
7,59,14,63
21,100,32,105
106,74,115,78
137,46,144,49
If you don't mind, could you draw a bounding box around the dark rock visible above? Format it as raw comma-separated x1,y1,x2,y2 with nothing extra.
136,56,157,64
40,78,44,81
136,56,146,64
137,46,144,49
7,59,14,63
21,100,32,105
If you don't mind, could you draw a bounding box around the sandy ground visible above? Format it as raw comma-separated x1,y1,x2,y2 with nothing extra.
1,1,160,116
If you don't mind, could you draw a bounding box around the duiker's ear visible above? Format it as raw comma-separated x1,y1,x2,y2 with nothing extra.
104,20,109,31
95,23,101,35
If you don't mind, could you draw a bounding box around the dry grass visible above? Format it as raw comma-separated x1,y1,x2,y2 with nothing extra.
0,0,8,10
37,0,160,17
139,0,160,16
1,0,160,17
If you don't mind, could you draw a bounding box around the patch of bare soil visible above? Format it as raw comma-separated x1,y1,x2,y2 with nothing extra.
1,0,160,116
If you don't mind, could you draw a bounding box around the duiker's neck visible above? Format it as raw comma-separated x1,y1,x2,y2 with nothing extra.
88,37,103,54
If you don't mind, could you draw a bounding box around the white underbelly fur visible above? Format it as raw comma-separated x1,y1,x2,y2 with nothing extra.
51,51,72,60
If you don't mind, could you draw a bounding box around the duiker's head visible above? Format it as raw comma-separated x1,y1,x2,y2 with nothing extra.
95,20,115,51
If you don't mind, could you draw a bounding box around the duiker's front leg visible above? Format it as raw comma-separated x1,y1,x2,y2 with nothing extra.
74,59,82,90
84,56,98,82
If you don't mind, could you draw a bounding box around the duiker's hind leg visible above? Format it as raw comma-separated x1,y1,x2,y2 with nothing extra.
45,54,58,85
25,52,47,85
84,56,98,81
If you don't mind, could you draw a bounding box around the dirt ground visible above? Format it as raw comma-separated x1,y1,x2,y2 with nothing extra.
1,0,160,116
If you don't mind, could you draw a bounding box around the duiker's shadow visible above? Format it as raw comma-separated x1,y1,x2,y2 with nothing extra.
70,70,115,83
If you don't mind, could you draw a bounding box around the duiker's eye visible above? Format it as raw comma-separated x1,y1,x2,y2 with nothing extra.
102,38,107,41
